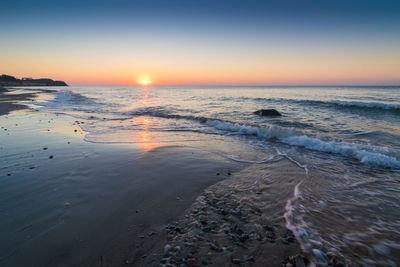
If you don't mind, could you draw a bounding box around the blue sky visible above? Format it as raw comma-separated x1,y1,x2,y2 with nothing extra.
1,0,400,85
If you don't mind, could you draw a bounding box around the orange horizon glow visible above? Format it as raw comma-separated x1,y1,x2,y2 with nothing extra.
3,61,400,86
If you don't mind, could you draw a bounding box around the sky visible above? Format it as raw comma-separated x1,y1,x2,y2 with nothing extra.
1,0,400,86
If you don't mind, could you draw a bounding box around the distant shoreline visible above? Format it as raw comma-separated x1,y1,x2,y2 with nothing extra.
0,74,68,87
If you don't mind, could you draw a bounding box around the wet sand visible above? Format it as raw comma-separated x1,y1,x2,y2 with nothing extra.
0,108,241,266
0,91,309,266
0,87,54,115
142,159,307,267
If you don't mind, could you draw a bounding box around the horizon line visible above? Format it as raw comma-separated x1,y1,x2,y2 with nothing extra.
68,83,400,87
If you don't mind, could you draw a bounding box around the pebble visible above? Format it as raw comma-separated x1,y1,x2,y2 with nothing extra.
164,244,172,255
186,257,197,267
232,258,241,264
49,155,54,159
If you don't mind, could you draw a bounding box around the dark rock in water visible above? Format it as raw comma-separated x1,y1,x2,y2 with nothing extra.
253,109,282,116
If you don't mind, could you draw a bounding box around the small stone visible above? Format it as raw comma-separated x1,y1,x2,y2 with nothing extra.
167,234,174,241
210,243,222,252
49,155,54,159
164,244,172,255
43,147,48,150
263,225,274,232
139,235,145,239
74,129,77,132
187,258,197,267
232,258,241,264
248,257,255,262
216,172,220,176
7,173,11,176
294,256,306,267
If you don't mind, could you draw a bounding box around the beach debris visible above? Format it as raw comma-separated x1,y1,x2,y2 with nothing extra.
253,109,282,116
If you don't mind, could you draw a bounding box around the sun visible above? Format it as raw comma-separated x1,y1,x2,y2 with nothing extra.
141,80,148,86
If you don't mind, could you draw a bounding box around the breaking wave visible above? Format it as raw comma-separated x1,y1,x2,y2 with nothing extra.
32,90,96,108
224,96,400,112
126,107,400,169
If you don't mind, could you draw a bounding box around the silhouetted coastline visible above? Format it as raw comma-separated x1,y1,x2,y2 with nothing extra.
0,74,68,86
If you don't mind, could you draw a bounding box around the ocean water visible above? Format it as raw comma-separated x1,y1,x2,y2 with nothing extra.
30,86,400,265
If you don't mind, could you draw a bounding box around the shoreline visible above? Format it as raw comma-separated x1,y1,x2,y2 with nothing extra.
142,158,308,267
0,87,55,115
0,87,345,267
0,104,243,266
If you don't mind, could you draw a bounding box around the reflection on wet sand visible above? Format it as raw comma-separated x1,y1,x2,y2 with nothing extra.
136,87,157,151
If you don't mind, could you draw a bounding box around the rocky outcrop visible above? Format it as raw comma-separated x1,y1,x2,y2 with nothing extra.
0,74,68,86
253,109,281,116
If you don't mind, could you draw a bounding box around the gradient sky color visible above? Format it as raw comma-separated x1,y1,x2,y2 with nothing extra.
1,0,400,85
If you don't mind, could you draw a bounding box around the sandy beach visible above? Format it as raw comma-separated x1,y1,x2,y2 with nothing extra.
0,89,299,266
0,89,307,266
2,86,398,267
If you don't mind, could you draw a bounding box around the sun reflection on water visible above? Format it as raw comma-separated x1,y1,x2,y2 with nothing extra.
135,87,157,151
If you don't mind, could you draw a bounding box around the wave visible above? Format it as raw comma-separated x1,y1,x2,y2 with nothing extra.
328,100,400,110
205,119,400,168
222,96,400,112
32,90,96,108
128,107,400,169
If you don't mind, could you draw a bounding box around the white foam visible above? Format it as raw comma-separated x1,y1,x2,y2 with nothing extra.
32,90,93,108
226,154,275,164
329,100,400,110
204,119,400,169
275,147,309,174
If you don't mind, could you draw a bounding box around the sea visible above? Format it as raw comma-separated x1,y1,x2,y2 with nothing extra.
11,86,400,265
